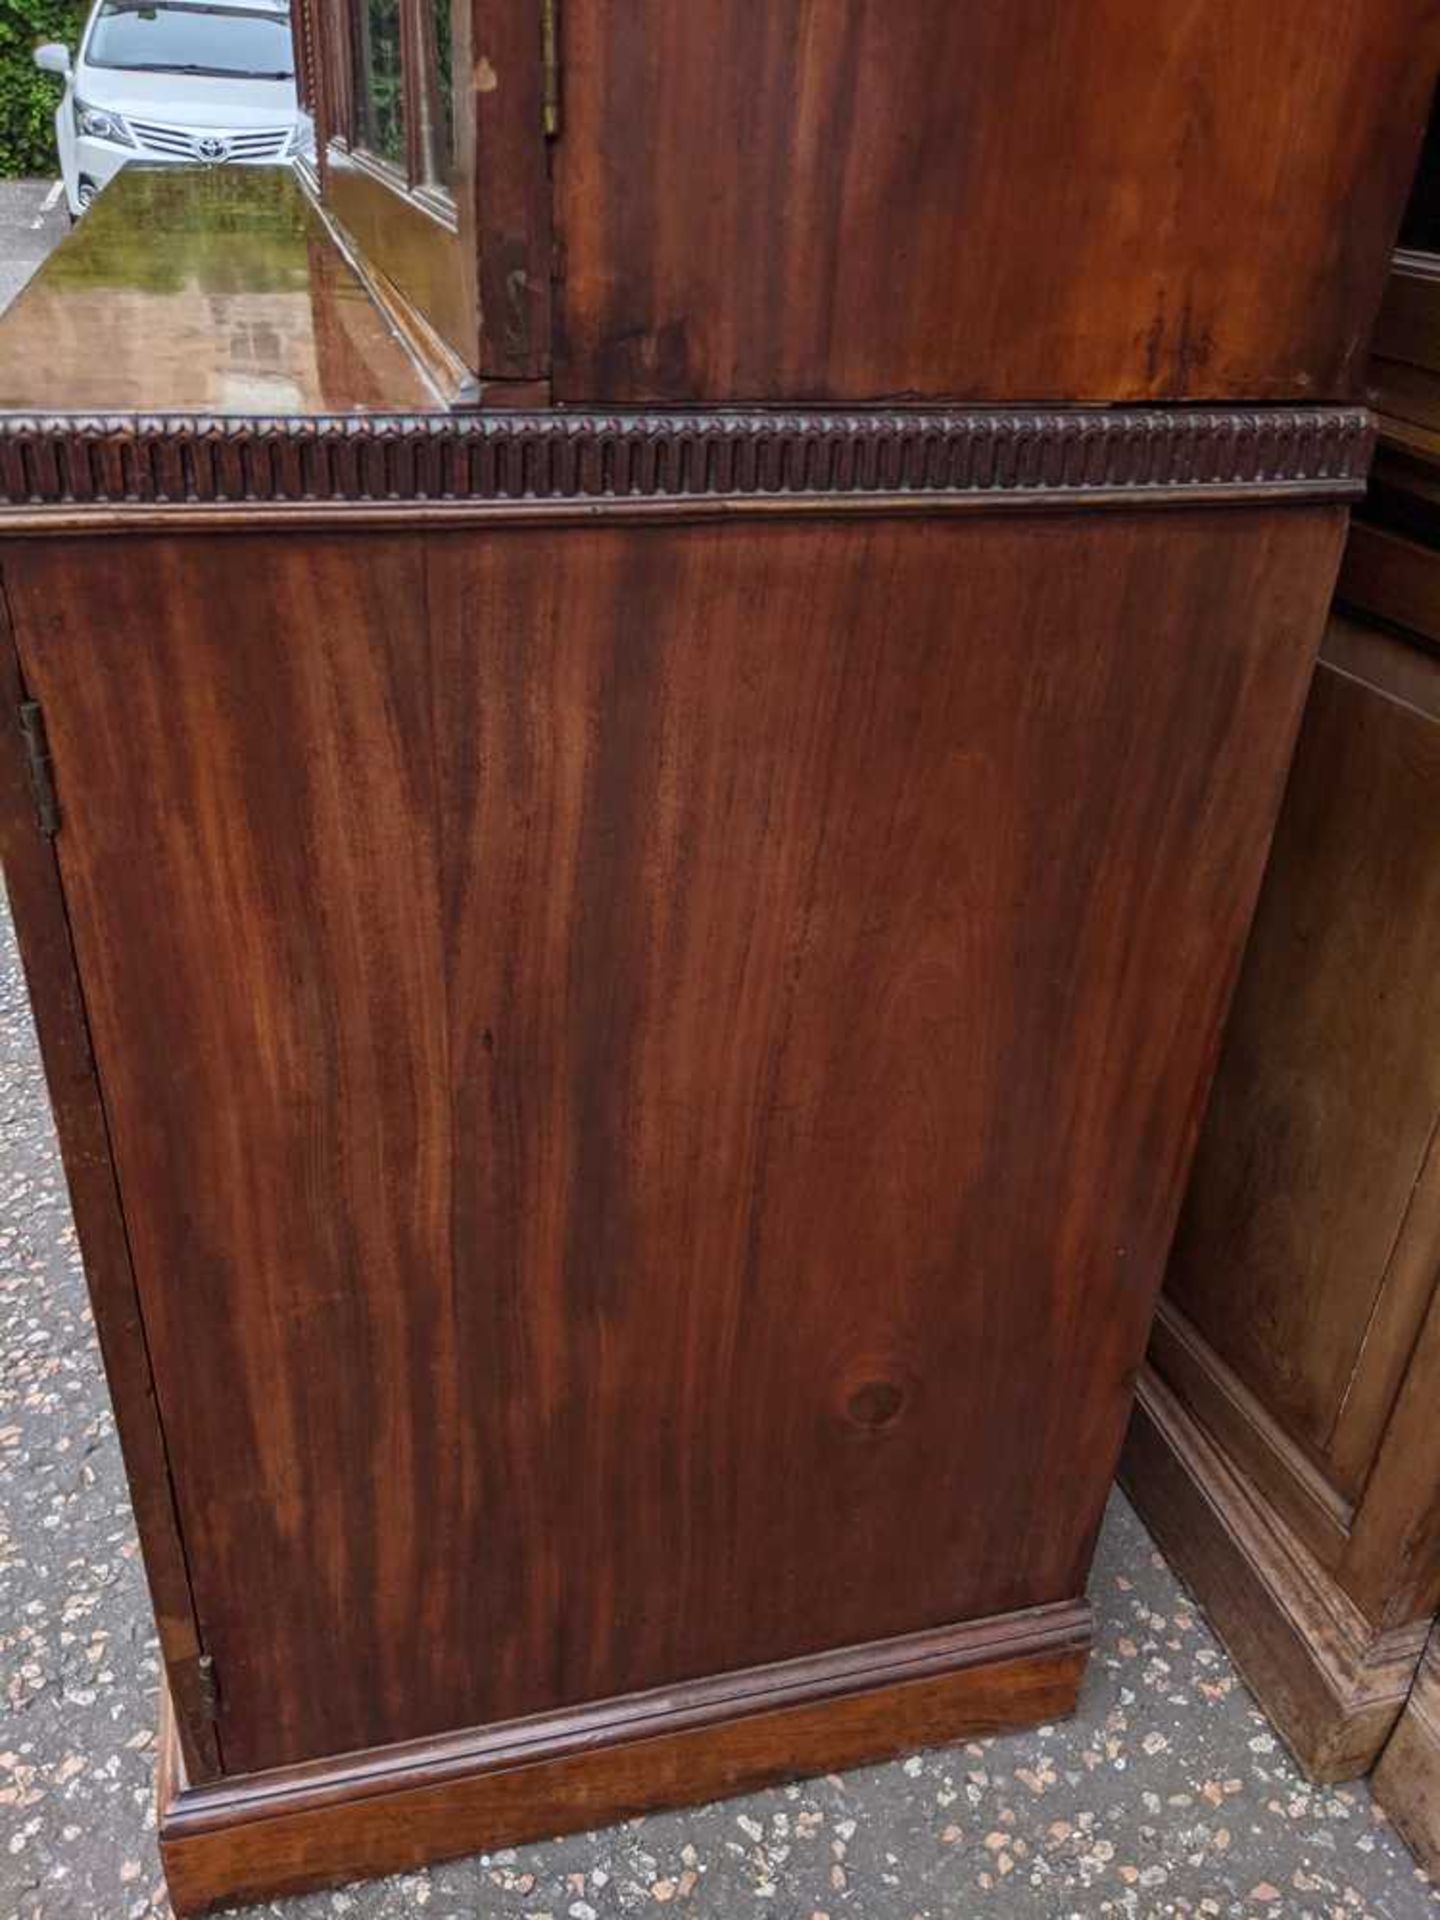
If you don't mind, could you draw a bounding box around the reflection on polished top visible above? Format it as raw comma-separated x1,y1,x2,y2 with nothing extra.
0,166,432,414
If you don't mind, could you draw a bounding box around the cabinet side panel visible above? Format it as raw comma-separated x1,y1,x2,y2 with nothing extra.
416,512,1339,1739
7,509,1339,1771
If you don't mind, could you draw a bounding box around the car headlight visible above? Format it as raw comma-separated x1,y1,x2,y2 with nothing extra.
74,100,135,146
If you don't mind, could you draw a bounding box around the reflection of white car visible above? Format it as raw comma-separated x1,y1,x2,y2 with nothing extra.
34,0,311,218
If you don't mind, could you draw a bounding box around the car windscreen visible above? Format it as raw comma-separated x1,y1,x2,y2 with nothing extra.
84,2,295,79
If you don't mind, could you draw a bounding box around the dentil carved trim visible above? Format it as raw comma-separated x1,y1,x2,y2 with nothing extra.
0,406,1372,516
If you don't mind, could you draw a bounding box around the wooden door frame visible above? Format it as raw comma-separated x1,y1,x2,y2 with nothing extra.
294,0,553,392
467,0,552,386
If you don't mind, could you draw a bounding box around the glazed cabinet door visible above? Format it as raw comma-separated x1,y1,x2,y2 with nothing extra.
3,510,1339,1773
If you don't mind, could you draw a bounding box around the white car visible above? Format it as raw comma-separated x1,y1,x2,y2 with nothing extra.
34,0,311,218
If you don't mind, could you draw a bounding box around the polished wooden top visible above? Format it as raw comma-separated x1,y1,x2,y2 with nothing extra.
0,166,432,415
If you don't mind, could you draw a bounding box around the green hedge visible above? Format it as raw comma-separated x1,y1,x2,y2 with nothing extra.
1,0,87,177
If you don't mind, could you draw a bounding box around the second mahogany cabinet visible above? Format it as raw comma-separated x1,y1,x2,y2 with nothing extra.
1122,602,1440,1779
0,1,1435,1911
1120,153,1440,1850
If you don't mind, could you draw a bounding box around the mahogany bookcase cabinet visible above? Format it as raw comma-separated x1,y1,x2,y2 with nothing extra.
0,4,1433,1911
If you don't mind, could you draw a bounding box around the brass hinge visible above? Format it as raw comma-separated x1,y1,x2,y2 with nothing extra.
18,701,59,836
541,0,560,136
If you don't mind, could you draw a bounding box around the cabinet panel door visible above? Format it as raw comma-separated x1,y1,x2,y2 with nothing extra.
10,535,449,1773
551,0,1429,405
8,510,1338,1771
1166,625,1440,1501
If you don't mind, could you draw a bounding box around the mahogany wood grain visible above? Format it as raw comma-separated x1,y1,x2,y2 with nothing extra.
1165,630,1440,1505
468,0,552,380
12,533,442,1775
157,1604,1089,1913
313,0,352,169
2,506,1342,1775
552,0,1436,406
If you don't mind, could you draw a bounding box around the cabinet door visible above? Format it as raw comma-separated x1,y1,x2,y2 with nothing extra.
550,0,1429,405
6,509,1338,1772
1166,618,1440,1509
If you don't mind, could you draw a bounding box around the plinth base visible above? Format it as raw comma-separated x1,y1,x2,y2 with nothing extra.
1121,1368,1427,1782
157,1600,1090,1913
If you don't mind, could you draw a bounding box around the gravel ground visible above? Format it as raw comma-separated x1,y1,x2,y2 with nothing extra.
0,179,68,316
1,890,1437,1919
